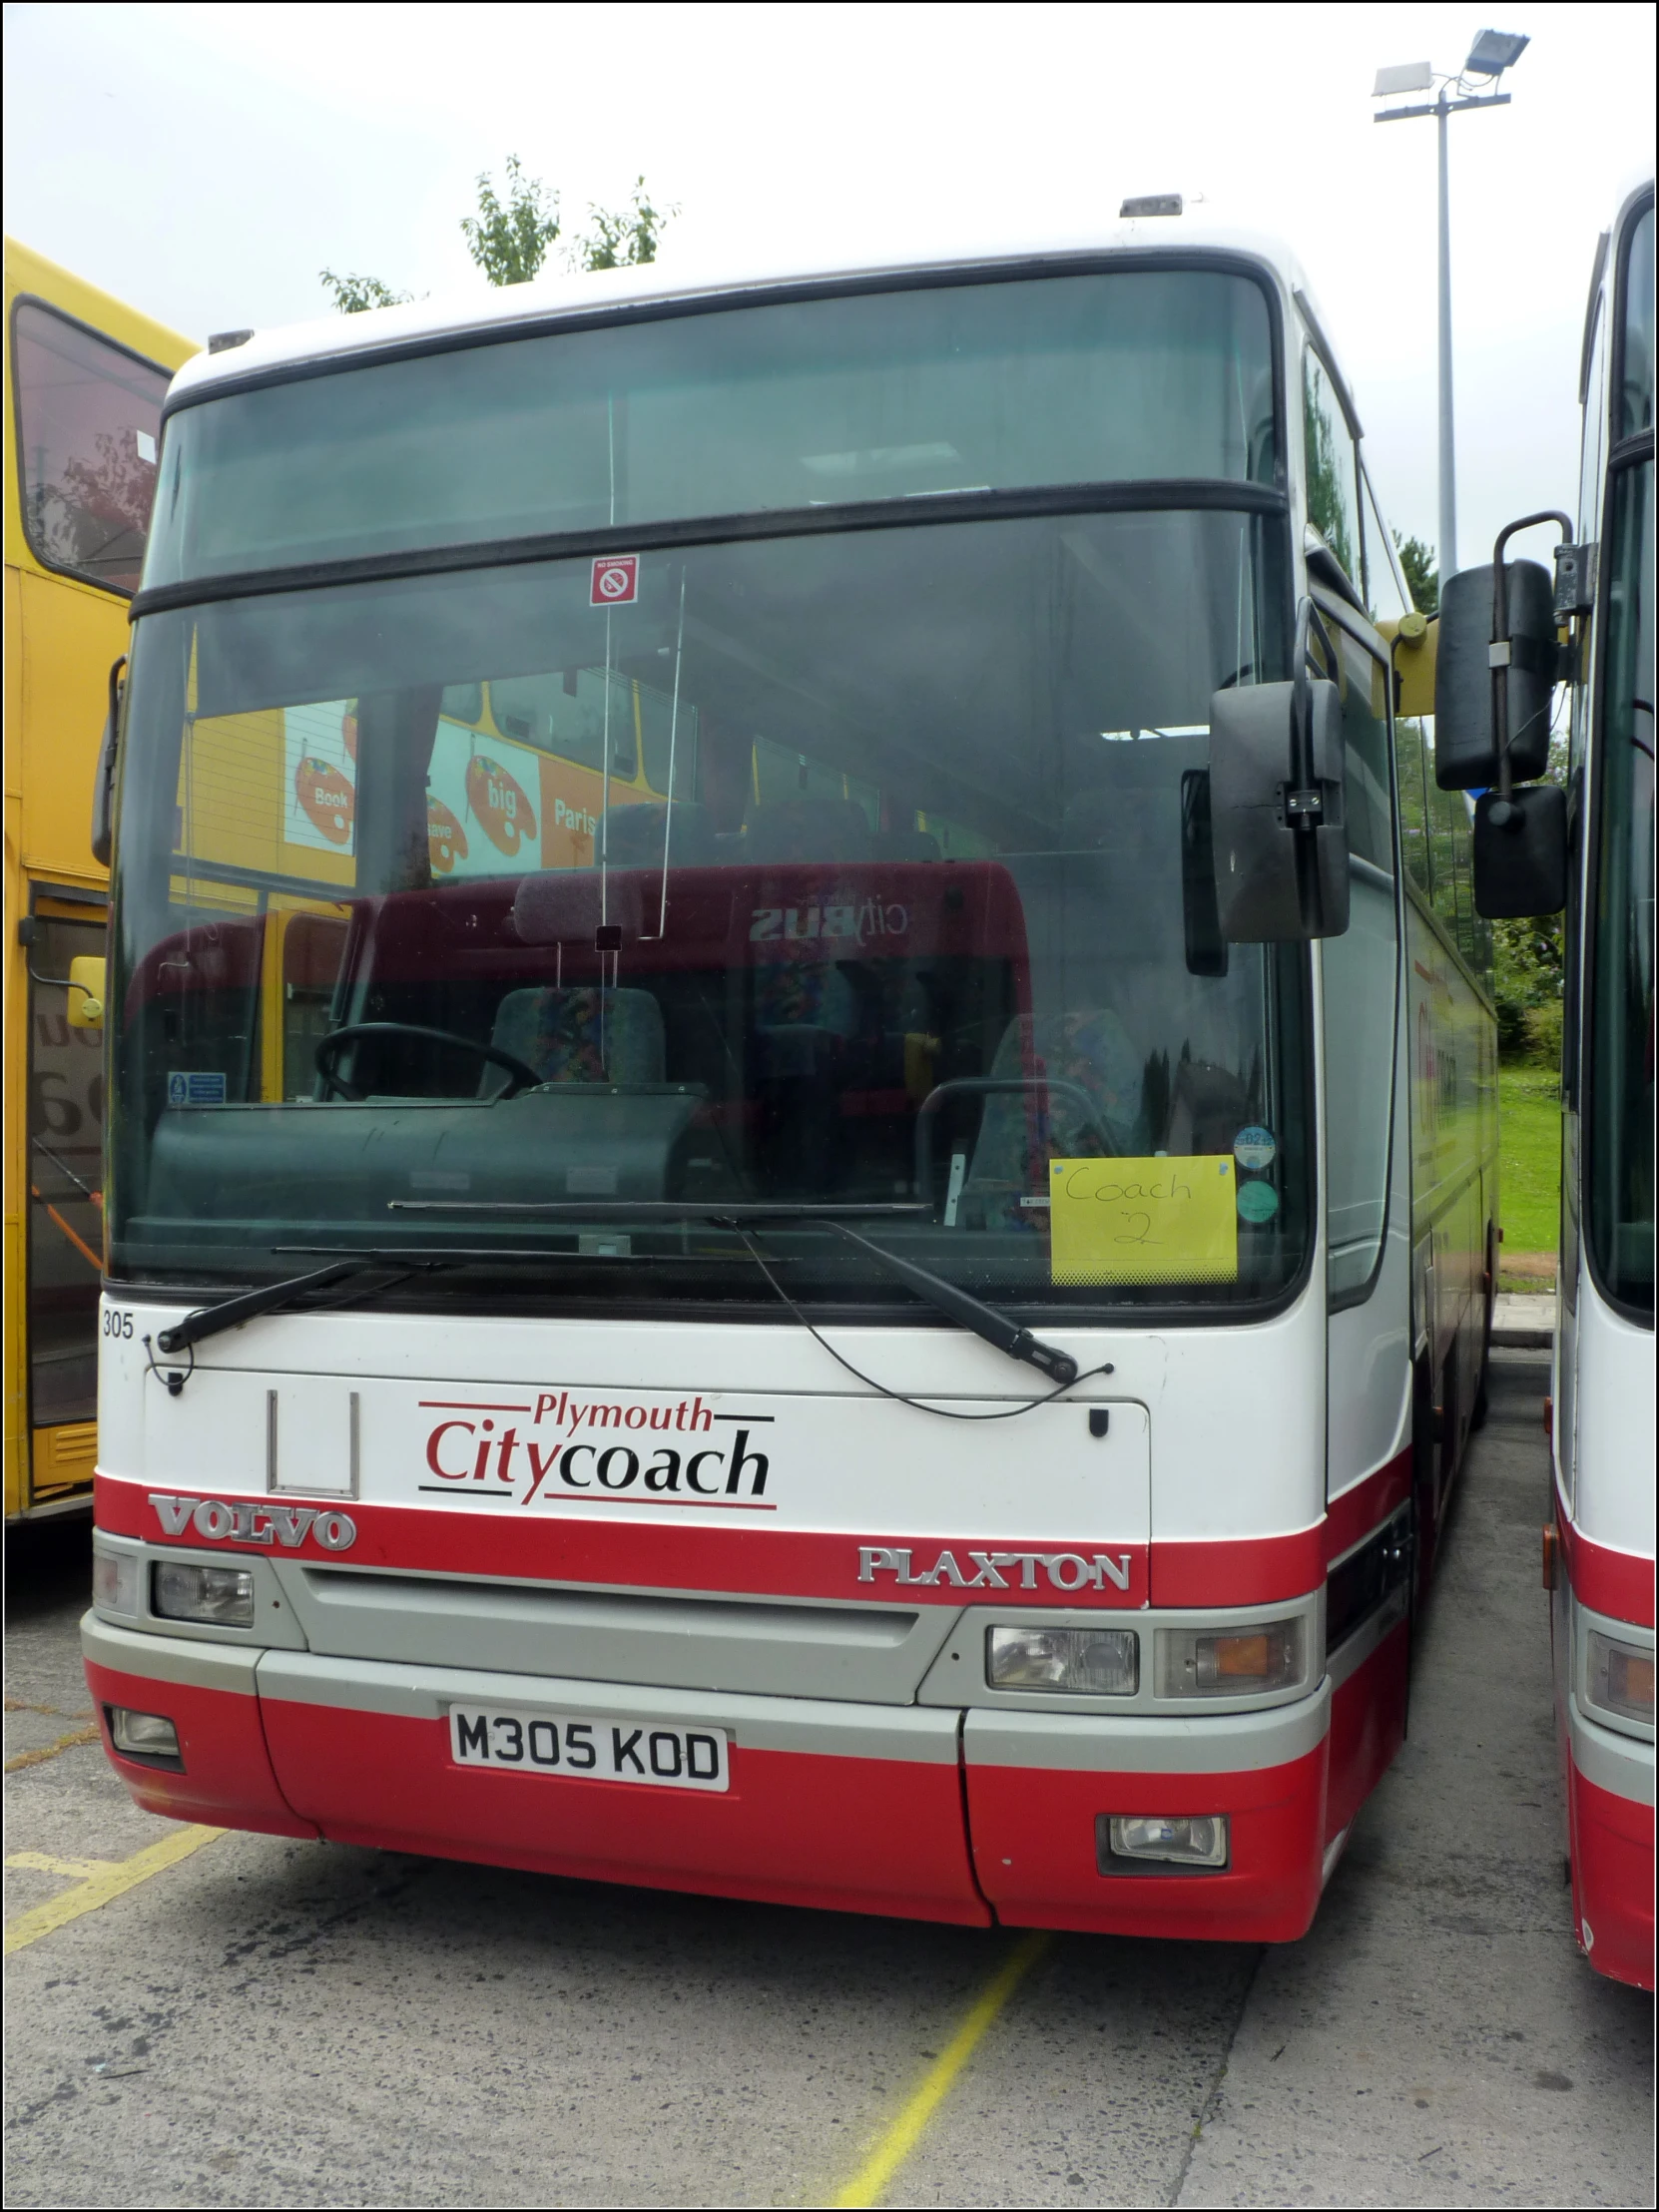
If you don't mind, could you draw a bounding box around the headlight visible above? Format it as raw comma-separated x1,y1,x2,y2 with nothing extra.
92,1548,140,1617
1587,1631,1655,1728
1157,1618,1304,1697
986,1626,1138,1695
153,1561,255,1627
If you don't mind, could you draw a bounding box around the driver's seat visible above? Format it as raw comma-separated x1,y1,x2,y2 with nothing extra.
488,986,665,1087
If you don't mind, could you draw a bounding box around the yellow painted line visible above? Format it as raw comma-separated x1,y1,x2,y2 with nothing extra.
4,1724,101,1772
830,1931,1050,2209
7,1851,120,1879
3,1825,225,1955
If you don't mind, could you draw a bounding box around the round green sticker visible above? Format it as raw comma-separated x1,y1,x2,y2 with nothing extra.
1236,1179,1280,1224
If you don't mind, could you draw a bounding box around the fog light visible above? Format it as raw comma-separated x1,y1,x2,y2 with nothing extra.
1588,1631,1655,1726
109,1709,180,1759
987,1626,1138,1694
153,1561,255,1627
92,1548,140,1617
1106,1814,1229,1868
1157,1618,1304,1697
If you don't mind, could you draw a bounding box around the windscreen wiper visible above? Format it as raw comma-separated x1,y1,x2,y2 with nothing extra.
154,1257,453,1356
386,1199,1079,1384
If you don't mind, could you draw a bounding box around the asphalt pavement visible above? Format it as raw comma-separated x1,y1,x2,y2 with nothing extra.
4,1349,1652,2209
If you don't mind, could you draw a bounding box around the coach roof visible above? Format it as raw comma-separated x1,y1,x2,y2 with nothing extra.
166,217,1320,411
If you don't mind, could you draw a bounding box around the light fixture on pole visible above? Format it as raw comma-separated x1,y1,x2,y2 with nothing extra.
1374,31,1530,586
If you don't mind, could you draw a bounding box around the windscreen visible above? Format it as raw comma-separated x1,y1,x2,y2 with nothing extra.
1587,443,1655,1317
111,508,1310,1321
145,270,1276,585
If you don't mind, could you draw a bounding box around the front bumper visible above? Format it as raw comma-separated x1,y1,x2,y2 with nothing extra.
86,1613,1332,1939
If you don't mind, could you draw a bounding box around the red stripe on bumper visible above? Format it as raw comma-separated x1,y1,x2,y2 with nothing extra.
965,1742,1329,1941
83,1658,318,1839
261,1698,991,1925
1567,1758,1656,1991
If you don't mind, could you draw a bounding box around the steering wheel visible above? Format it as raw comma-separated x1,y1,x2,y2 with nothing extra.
314,1022,543,1102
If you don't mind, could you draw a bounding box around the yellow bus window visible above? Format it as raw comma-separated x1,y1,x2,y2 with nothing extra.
13,301,172,593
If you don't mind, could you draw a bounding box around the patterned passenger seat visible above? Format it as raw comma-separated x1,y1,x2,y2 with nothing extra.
488,986,666,1087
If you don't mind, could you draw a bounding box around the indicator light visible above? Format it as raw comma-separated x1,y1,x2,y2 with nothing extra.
1588,1631,1656,1728
92,1548,140,1617
1157,1619,1304,1697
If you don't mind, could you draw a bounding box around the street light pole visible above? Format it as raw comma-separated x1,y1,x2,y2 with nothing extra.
1375,33,1529,590
1436,88,1457,578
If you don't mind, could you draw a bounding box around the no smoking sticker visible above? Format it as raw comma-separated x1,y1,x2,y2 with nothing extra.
591,554,639,606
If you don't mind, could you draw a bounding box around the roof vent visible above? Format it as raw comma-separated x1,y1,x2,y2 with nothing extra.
1120,195,1183,219
208,329,255,354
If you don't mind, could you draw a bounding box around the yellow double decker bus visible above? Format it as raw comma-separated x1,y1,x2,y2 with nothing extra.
4,241,195,1519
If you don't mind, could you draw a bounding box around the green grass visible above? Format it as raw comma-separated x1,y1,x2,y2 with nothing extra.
1499,1063,1563,1264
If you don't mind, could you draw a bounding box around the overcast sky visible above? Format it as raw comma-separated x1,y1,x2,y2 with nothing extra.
5,1,1653,575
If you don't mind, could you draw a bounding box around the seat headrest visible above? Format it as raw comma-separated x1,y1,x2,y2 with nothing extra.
870,829,941,862
599,802,718,869
510,869,644,945
744,799,873,864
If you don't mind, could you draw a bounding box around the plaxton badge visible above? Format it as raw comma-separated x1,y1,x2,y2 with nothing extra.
857,1545,1133,1592
149,1493,357,1550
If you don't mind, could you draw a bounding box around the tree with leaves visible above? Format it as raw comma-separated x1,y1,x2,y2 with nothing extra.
317,270,412,314
572,177,673,273
459,154,561,286
320,157,675,312
1392,531,1438,616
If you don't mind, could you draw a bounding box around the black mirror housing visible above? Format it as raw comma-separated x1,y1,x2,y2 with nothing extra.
91,654,126,868
1210,679,1350,941
1472,783,1568,917
1435,560,1558,790
90,712,117,867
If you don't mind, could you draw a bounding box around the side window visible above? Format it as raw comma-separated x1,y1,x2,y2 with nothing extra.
1303,348,1362,589
1579,299,1608,553
1617,203,1654,440
1394,717,1433,901
1360,475,1412,626
1321,618,1398,1302
12,301,172,594
1314,610,1393,876
1361,474,1435,898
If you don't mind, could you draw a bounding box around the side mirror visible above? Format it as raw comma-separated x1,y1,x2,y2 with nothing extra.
1472,785,1567,918
67,954,107,1029
1210,603,1350,942
91,654,126,868
1434,554,1561,790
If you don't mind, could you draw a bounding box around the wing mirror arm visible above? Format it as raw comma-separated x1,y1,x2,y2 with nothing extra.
1288,597,1339,827
1487,509,1573,819
91,654,126,869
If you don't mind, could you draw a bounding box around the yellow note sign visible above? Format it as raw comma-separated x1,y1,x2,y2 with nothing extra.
1049,1156,1239,1285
